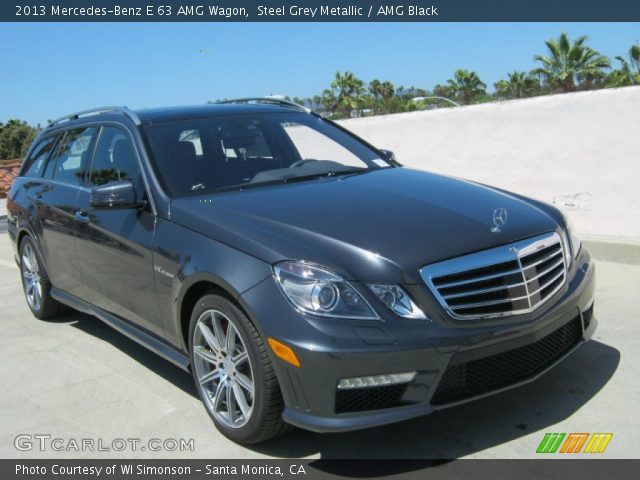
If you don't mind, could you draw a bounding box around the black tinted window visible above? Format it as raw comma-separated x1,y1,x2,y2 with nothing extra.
22,135,57,178
90,127,142,192
45,127,98,185
144,112,386,197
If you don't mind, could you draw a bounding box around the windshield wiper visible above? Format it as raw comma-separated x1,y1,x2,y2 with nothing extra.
281,169,369,184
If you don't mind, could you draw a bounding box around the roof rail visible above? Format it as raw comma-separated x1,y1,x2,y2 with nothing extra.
215,97,311,113
47,106,141,128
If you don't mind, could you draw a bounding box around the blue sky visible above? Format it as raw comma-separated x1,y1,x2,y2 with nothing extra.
1,22,638,125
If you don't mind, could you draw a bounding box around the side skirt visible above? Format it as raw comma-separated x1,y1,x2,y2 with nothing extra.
50,288,191,372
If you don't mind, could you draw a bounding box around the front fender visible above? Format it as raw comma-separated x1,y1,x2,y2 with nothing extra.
152,217,272,352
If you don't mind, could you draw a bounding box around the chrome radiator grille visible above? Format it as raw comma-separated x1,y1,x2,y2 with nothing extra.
420,232,567,319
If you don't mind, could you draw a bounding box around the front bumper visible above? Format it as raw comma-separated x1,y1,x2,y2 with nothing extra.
241,247,596,433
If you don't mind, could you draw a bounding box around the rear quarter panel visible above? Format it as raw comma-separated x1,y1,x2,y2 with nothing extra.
7,177,44,262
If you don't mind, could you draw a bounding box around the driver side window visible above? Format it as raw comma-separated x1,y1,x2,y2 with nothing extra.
89,127,143,194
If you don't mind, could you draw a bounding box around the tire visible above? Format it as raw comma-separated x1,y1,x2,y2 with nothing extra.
19,236,66,320
188,293,288,444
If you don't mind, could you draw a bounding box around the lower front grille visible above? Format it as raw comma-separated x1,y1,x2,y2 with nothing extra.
431,316,582,405
335,384,408,413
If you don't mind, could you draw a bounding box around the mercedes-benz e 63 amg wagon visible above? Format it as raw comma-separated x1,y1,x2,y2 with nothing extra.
7,99,595,444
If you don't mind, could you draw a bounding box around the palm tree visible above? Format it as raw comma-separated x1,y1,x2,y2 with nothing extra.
433,83,454,99
327,71,366,117
312,95,322,110
533,33,610,92
380,81,395,100
446,69,487,104
494,71,540,99
608,43,640,87
368,79,382,99
321,88,337,113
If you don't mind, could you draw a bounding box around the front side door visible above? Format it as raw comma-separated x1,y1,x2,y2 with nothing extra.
75,126,163,336
35,127,98,299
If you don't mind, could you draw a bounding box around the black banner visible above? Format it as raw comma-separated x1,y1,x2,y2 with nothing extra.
4,0,640,22
4,460,640,480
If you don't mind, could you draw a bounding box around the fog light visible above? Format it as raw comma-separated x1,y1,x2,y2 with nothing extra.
337,372,416,390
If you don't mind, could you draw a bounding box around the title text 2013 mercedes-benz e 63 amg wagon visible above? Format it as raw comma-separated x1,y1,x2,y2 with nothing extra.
7,100,595,444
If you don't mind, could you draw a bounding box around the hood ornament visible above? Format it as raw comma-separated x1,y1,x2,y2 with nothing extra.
491,208,508,233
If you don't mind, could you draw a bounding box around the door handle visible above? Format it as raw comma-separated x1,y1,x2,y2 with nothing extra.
75,210,90,224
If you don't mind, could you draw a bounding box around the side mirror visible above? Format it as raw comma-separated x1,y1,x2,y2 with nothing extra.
90,180,143,210
379,149,402,166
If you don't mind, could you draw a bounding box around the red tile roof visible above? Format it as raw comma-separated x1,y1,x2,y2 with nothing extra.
0,159,21,198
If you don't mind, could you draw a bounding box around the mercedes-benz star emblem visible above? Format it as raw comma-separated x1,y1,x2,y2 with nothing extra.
491,207,508,233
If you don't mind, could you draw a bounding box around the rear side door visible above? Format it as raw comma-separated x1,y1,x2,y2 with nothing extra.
75,125,163,336
35,127,98,298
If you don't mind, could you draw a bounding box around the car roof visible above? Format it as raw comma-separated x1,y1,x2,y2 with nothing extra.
133,103,299,125
41,103,306,136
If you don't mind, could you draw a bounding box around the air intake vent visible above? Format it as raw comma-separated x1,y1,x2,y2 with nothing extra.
335,384,408,413
431,316,582,405
582,302,594,329
421,232,567,319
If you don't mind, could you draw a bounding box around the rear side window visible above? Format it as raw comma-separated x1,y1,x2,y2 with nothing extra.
45,127,98,185
89,127,143,193
22,135,58,178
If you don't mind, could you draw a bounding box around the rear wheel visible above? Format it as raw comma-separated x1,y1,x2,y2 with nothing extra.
188,293,288,444
19,236,66,319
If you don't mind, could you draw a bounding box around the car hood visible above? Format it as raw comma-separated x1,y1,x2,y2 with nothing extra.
170,168,559,284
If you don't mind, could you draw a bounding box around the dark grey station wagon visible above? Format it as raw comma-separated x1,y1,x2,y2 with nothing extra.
7,99,595,444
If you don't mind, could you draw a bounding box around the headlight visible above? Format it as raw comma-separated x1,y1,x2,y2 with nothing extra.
367,284,427,319
273,261,378,319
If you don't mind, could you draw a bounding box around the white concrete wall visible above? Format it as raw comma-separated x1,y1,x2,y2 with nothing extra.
339,86,640,239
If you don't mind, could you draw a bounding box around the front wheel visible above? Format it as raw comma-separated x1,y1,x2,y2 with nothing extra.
188,293,288,444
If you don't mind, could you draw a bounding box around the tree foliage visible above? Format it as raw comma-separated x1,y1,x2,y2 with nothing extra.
322,71,367,117
494,71,541,99
0,119,39,160
608,43,640,87
446,69,487,104
533,33,610,92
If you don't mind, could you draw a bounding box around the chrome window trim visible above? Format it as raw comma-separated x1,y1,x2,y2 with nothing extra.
420,232,567,320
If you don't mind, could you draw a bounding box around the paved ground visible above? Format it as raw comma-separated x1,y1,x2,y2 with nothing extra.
0,221,638,459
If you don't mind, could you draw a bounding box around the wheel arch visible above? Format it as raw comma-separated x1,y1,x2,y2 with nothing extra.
17,228,30,250
177,274,266,356
16,227,45,269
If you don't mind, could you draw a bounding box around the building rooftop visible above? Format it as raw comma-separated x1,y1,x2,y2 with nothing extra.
0,159,21,198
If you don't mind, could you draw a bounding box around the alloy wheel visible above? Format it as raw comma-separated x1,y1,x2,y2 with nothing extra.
21,243,42,311
192,309,255,429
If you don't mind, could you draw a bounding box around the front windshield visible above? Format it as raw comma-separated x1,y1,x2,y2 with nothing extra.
143,111,390,197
